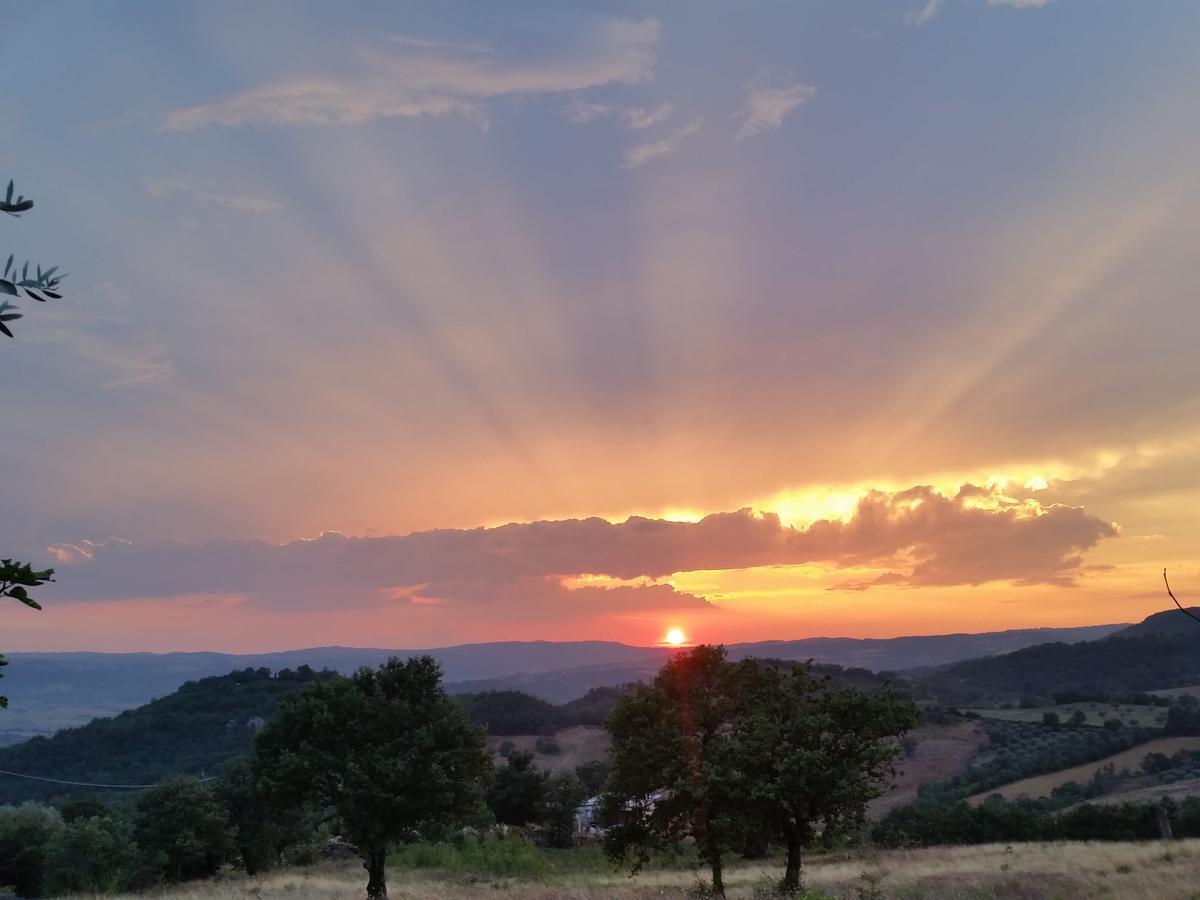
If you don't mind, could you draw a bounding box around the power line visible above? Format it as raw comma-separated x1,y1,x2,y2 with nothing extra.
0,768,219,789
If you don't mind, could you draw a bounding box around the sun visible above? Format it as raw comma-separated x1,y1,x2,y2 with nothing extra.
665,627,687,647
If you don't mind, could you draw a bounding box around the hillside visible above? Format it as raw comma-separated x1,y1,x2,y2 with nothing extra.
1111,607,1200,639
915,632,1200,706
0,667,333,804
0,622,1123,742
966,736,1200,804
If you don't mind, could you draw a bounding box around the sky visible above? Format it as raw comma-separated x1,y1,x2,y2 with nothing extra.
2,0,1199,652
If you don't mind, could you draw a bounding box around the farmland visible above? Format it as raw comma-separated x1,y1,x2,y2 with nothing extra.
967,736,1200,804
966,702,1167,729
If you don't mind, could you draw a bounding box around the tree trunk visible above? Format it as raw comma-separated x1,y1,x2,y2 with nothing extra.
783,830,803,893
705,849,724,897
707,834,725,897
1158,796,1175,840
364,847,388,899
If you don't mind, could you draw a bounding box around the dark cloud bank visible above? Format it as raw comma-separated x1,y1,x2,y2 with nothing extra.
46,484,1117,613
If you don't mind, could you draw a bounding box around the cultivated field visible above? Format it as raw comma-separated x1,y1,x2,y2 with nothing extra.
869,721,986,815
1084,775,1200,808
966,702,1167,729
967,736,1200,804
1150,685,1200,700
99,840,1200,899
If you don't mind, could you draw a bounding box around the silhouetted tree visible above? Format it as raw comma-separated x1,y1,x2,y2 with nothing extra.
602,645,745,897
543,771,588,849
732,662,918,891
487,750,546,826
253,657,492,899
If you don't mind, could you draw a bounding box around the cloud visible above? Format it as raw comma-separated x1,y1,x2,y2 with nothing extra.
623,117,702,169
562,99,673,129
734,77,814,140
562,97,616,124
907,0,1054,23
143,176,282,212
165,18,660,130
906,0,943,25
621,103,674,129
44,483,1116,615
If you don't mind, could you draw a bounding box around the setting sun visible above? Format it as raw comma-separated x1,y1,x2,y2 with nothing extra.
665,628,687,646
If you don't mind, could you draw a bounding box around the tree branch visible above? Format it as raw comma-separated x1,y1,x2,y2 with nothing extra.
1163,568,1200,625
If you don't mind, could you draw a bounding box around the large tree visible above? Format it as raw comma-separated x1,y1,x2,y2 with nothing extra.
253,656,492,899
601,645,745,897
732,662,919,892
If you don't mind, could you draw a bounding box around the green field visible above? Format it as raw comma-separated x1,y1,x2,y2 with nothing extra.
966,702,1167,728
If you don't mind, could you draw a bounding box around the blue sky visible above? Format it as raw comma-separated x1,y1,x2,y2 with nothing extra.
2,1,1199,649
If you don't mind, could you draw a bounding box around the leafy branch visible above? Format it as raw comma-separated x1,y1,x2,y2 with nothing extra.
1,559,54,611
0,179,33,216
1,179,67,338
0,559,54,708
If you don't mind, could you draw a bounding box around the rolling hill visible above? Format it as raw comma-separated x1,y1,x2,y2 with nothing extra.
0,666,334,804
0,622,1125,744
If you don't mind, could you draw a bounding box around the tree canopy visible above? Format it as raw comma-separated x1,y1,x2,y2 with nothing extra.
602,645,918,896
252,656,493,899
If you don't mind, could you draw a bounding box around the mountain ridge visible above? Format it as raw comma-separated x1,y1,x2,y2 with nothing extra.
0,622,1127,741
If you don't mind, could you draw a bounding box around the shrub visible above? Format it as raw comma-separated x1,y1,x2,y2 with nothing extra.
134,778,230,884
0,804,62,897
535,736,562,755
43,814,137,894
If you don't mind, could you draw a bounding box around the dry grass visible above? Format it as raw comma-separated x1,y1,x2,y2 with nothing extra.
967,736,1200,804
869,721,987,816
486,726,611,775
92,840,1200,899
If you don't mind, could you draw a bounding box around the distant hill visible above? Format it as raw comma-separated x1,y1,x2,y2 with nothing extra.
0,659,905,804
1110,607,1200,639
917,633,1200,706
0,666,333,805
0,622,1125,742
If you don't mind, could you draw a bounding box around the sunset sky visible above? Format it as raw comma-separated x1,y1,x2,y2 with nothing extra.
3,0,1199,652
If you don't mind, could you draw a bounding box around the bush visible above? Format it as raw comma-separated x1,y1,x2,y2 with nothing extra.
0,804,62,897
134,778,230,884
535,736,562,755
43,814,137,894
393,833,548,877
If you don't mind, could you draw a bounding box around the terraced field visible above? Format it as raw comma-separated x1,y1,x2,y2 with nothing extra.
966,701,1167,729
967,736,1200,804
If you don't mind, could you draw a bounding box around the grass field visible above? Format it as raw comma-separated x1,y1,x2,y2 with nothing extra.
486,725,611,775
966,702,1167,729
869,721,986,816
967,736,1200,804
1151,685,1200,700
99,840,1200,899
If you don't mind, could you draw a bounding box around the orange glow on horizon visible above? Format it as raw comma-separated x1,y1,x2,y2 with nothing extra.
664,627,687,646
